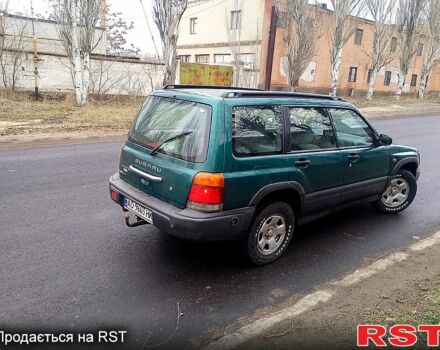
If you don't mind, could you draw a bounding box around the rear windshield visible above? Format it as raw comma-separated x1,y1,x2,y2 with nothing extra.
128,96,212,163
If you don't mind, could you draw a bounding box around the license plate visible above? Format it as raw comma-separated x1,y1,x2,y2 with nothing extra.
123,197,153,224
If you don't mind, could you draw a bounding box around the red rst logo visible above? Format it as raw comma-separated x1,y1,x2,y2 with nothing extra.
357,324,440,347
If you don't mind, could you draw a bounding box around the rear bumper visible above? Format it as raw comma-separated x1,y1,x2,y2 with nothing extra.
109,173,255,241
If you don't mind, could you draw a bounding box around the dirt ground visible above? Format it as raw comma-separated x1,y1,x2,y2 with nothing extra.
232,236,440,350
0,97,139,145
1,94,440,146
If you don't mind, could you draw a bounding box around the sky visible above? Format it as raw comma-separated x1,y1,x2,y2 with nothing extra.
3,0,161,55
3,0,338,56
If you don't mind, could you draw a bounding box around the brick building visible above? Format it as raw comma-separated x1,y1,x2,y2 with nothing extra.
259,0,440,95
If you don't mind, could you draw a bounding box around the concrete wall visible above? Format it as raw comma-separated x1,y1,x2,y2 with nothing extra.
0,14,163,95
1,14,107,56
2,52,163,95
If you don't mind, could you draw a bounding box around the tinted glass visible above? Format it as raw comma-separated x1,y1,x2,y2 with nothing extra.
232,106,283,156
289,108,336,151
329,109,375,147
129,96,211,163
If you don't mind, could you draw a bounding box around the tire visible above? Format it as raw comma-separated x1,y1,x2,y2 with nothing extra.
373,169,417,214
244,202,295,266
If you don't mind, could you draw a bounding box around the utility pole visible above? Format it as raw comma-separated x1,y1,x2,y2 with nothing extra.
30,0,41,99
264,5,277,90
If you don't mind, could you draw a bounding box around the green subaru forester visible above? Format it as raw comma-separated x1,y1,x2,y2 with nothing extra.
109,85,420,265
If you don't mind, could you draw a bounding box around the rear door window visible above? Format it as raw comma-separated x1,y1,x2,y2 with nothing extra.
288,107,336,151
128,96,211,163
232,106,283,156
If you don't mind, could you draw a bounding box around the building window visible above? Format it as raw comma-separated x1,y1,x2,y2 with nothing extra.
230,10,241,29
238,53,255,69
384,71,392,86
367,69,372,84
214,54,232,64
390,37,398,52
178,55,191,63
195,54,209,63
410,74,417,86
417,43,423,56
348,67,357,82
354,29,363,45
190,17,197,34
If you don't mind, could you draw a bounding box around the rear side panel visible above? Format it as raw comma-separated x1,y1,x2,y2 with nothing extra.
119,95,225,209
222,100,290,210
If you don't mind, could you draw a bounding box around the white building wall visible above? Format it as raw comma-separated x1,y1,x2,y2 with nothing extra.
176,0,264,87
178,0,264,47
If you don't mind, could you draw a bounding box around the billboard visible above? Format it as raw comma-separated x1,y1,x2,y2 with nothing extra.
179,63,233,86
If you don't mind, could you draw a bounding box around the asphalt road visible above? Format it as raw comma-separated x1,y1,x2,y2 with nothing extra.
1,115,439,349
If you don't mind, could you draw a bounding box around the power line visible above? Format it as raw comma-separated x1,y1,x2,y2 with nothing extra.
139,0,161,60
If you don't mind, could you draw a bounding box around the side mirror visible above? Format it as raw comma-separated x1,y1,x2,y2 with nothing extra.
376,134,392,146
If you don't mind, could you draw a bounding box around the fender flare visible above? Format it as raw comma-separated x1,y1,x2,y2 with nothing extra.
249,181,305,207
391,156,419,175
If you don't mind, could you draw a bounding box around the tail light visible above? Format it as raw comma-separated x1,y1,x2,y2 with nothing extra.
186,172,224,212
110,188,120,202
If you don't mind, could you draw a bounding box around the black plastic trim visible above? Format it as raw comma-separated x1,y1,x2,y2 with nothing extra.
298,194,381,225
392,157,419,175
249,182,305,207
110,173,255,241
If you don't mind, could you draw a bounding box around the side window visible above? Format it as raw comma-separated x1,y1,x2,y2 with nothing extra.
289,108,336,151
329,109,375,147
232,106,283,156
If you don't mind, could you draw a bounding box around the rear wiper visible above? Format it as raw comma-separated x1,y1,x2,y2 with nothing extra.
150,131,193,156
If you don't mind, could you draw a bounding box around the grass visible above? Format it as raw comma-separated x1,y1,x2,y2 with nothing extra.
0,91,143,138
1,89,440,140
375,288,440,326
346,94,440,108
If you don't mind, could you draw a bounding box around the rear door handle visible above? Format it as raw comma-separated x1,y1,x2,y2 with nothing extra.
347,154,360,162
295,159,311,168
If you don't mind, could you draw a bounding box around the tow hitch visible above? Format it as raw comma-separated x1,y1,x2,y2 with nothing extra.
124,213,148,227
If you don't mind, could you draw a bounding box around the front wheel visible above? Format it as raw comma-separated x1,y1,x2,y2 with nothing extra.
373,169,417,214
244,202,295,266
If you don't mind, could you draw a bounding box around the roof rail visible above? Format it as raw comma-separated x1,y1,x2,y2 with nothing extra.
163,84,262,91
223,91,346,101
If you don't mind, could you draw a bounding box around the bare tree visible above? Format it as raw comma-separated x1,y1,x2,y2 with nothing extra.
0,1,9,14
364,0,396,100
329,0,365,96
152,0,188,86
90,58,120,96
224,0,261,88
418,0,440,99
276,0,321,91
106,8,140,57
0,16,29,90
51,0,102,106
225,0,243,86
394,0,425,99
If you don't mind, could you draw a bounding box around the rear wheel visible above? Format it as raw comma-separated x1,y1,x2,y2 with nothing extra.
244,202,295,266
373,169,417,214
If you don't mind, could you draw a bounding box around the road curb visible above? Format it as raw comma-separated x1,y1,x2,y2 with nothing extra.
205,229,440,350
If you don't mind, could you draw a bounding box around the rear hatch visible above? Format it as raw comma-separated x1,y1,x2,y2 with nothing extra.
119,95,217,208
